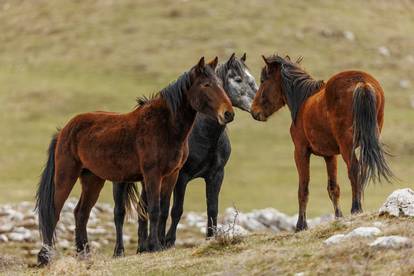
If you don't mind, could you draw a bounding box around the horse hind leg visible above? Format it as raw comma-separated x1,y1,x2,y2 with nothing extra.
324,156,343,218
38,156,81,265
74,170,105,256
165,173,190,248
112,182,128,257
339,137,363,214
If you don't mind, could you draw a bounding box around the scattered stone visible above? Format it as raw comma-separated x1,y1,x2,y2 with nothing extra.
379,188,414,217
378,46,391,57
0,224,14,234
343,31,355,41
58,239,71,249
0,234,9,242
370,236,412,249
324,234,346,245
399,79,411,89
347,227,381,238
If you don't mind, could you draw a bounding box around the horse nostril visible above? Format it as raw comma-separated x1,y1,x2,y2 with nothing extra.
224,111,234,123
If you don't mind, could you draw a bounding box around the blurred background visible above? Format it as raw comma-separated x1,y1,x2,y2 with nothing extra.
0,0,413,217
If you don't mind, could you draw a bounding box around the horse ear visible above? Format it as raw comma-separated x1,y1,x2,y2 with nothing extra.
227,53,236,64
197,57,205,69
296,56,303,64
208,56,219,70
262,55,269,65
285,55,291,61
241,53,247,62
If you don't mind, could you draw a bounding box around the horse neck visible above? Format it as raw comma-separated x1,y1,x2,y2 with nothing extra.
167,96,198,141
193,113,226,145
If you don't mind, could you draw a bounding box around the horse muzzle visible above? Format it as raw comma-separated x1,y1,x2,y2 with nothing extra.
217,110,235,125
251,110,267,122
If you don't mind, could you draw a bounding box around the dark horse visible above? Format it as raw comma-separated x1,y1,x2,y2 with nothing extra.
112,53,258,256
35,57,235,265
251,55,393,231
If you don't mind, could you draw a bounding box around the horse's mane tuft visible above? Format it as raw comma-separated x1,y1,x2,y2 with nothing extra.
264,55,325,122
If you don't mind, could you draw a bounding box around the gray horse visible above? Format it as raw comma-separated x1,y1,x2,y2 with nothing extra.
112,53,258,255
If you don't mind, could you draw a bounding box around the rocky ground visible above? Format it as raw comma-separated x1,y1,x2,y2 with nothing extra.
0,197,336,259
1,188,414,274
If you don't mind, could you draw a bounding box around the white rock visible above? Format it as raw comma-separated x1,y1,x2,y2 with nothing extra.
378,46,390,57
370,236,412,249
252,208,295,231
324,234,346,245
0,224,14,234
0,234,9,242
343,31,355,41
372,221,384,228
399,79,411,89
90,241,101,249
58,239,71,249
379,188,414,217
8,232,26,242
346,227,381,238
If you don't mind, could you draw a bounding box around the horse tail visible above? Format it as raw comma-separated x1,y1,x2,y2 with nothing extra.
123,182,148,220
352,82,393,191
35,133,58,244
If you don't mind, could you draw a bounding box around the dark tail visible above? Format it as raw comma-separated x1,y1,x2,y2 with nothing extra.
35,133,58,244
352,82,393,191
124,182,147,220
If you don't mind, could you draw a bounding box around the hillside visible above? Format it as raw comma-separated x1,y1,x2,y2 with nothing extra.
0,0,413,216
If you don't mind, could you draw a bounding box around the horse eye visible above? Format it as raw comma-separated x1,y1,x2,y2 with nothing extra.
203,83,211,87
234,77,242,83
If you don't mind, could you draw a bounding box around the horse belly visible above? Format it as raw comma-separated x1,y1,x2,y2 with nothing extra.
80,151,142,182
303,109,339,156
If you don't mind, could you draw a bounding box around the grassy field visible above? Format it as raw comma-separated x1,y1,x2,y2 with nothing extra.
3,213,414,275
0,0,413,217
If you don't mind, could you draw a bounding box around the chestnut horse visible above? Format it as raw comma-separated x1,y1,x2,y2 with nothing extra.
35,57,234,265
251,55,393,231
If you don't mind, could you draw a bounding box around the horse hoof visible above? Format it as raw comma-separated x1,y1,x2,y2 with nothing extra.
351,208,363,215
113,250,125,258
164,238,176,248
335,210,344,218
147,242,162,252
37,247,51,267
295,221,308,232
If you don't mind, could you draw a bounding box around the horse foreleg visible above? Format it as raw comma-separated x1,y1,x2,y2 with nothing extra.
38,157,80,265
143,172,162,252
158,171,179,246
324,156,343,218
294,147,311,232
165,173,190,248
74,171,105,256
205,169,224,238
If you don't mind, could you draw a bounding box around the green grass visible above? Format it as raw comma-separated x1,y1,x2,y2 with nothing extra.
0,0,413,216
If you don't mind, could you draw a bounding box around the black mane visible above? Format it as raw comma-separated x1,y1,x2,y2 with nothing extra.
264,55,325,122
136,65,217,115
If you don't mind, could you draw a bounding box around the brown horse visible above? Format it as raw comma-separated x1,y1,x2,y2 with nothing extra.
251,55,393,231
35,57,234,265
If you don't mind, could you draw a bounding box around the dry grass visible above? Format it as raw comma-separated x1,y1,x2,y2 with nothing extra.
2,213,413,275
